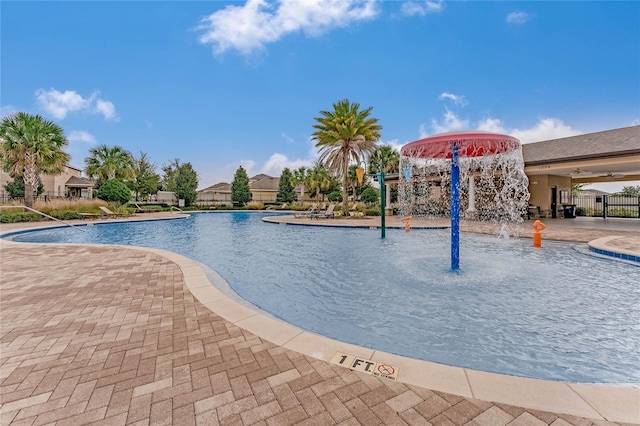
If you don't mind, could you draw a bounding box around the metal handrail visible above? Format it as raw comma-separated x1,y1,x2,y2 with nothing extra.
170,206,182,213
0,205,85,232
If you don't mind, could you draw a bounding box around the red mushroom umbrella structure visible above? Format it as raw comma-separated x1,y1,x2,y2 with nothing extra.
401,131,521,270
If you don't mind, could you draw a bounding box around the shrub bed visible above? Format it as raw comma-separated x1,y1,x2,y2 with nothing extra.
0,211,42,223
47,210,82,220
365,207,380,216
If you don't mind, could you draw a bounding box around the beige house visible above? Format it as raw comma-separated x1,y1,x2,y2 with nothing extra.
198,173,314,206
0,165,95,201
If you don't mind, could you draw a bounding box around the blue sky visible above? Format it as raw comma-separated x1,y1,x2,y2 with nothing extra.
2,0,639,191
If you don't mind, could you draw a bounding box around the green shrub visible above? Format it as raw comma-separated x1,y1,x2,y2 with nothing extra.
0,211,42,223
365,207,380,216
96,179,132,205
49,210,81,220
575,207,586,216
327,191,342,202
360,187,379,204
211,205,233,210
607,208,636,218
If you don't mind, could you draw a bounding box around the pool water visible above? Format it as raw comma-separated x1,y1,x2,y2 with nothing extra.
8,212,640,384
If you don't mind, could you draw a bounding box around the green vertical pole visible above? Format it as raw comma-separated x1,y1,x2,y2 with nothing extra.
378,171,386,239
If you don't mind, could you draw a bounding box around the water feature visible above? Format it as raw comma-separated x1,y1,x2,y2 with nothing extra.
400,132,530,269
6,212,639,384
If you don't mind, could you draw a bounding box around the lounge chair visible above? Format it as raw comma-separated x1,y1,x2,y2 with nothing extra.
133,203,153,213
266,203,288,210
294,204,318,218
311,204,336,219
349,203,364,217
99,206,125,218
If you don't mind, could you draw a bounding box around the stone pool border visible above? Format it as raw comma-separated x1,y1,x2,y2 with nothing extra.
1,216,638,423
589,236,640,263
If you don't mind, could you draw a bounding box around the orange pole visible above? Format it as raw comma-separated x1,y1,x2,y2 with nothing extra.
533,220,545,247
402,216,412,233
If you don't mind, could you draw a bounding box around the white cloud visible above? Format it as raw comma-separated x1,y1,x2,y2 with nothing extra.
476,117,507,133
420,108,580,143
631,118,639,126
281,133,295,144
418,123,429,138
430,108,470,134
510,118,581,143
260,152,314,176
35,88,117,120
0,105,18,117
36,89,87,119
383,138,405,154
95,99,117,120
197,0,379,55
400,0,444,17
506,11,531,25
67,130,96,144
239,159,257,176
438,92,468,107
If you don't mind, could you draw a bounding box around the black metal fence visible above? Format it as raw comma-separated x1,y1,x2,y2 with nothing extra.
574,195,640,218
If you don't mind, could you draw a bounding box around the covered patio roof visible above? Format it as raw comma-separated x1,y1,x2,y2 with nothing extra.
522,125,640,183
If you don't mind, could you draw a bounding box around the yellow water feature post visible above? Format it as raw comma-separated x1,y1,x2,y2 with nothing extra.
533,219,546,247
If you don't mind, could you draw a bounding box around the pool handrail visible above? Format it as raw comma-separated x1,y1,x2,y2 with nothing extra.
0,205,85,232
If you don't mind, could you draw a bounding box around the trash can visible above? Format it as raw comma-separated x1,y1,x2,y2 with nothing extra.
562,204,576,218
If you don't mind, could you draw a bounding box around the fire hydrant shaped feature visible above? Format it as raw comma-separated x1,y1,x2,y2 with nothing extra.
533,220,545,247
402,216,412,233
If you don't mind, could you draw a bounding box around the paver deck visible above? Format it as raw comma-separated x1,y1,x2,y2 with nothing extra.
1,213,638,425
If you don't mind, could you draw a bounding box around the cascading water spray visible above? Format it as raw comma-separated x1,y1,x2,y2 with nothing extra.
400,131,530,270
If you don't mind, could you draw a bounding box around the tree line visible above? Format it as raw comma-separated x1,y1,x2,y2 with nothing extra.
1,98,403,210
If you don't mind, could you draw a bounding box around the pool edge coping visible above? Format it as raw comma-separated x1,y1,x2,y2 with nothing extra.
1,220,638,423
588,236,640,263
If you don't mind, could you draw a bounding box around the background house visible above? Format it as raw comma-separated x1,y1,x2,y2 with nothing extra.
198,174,314,206
0,165,95,201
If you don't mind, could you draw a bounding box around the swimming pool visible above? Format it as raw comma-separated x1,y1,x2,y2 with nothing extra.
8,212,640,384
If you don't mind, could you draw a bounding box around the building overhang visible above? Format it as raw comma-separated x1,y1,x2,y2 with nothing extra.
524,153,640,183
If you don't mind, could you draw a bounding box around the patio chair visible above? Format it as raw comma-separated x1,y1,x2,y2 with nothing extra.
133,203,153,213
311,204,336,219
294,204,318,218
266,203,288,210
99,206,125,218
527,205,540,220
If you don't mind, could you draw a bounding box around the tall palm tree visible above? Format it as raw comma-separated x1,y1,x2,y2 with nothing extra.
0,112,69,208
369,144,400,174
312,99,382,214
85,144,135,182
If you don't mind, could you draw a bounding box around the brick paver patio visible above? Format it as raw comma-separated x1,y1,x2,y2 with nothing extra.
1,238,634,425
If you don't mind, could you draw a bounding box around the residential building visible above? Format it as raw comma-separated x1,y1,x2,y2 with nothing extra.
198,174,306,206
0,165,95,201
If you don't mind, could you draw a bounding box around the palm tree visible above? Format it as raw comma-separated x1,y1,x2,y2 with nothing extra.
0,112,69,208
369,144,400,174
291,166,310,203
307,165,332,202
85,144,135,182
312,99,382,214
